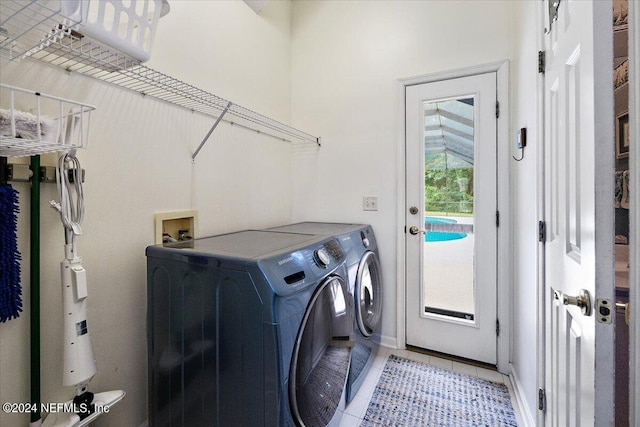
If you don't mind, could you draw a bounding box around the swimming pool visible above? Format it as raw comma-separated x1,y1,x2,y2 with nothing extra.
424,216,468,242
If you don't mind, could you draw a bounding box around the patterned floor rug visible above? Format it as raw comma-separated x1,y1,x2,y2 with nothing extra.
361,355,518,426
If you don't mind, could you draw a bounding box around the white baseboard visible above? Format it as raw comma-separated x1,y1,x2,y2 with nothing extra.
379,334,398,349
508,364,535,427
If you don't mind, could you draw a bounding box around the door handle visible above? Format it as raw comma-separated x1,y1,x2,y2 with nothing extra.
559,289,592,316
409,226,426,235
616,302,630,326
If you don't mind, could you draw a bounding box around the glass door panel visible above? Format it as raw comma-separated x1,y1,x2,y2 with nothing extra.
422,97,476,321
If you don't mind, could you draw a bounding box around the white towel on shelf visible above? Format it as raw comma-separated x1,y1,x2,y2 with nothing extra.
0,108,56,143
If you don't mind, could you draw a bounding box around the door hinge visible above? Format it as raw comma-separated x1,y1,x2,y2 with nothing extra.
538,50,546,73
538,220,546,242
496,211,500,227
538,388,546,411
495,101,500,118
496,319,500,337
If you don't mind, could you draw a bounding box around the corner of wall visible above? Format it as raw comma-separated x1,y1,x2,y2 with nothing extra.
509,364,536,427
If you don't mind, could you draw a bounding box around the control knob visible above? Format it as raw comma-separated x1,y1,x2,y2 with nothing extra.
313,248,330,268
361,231,370,248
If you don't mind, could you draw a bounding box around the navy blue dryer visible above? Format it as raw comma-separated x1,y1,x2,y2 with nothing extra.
146,230,353,427
266,223,383,404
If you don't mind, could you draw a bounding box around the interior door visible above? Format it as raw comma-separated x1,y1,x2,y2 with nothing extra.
542,0,615,425
405,73,498,364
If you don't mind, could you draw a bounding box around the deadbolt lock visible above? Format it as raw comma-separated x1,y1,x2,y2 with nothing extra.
409,206,419,215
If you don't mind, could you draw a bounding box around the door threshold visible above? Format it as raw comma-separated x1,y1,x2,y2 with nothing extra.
405,344,497,371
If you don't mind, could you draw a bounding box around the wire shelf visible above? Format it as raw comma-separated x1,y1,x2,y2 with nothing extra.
1,1,321,147
0,84,95,157
29,36,320,144
0,0,83,60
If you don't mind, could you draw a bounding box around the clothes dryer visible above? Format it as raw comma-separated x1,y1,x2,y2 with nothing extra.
266,223,383,403
146,230,353,427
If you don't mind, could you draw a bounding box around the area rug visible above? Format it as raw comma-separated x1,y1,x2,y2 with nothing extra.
361,355,518,426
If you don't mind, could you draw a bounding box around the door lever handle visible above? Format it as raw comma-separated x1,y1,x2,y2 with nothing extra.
409,226,426,235
616,302,630,326
560,289,592,316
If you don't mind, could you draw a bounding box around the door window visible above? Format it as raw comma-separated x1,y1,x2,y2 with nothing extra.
423,97,475,320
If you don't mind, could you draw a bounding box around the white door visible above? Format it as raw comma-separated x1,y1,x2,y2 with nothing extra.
405,73,498,364
542,0,615,425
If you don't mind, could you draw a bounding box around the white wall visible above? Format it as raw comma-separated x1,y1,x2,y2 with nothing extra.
0,2,293,426
289,0,539,422
290,0,513,346
509,0,541,422
1,1,544,425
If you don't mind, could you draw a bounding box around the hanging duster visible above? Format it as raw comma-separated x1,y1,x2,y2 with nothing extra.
0,156,22,323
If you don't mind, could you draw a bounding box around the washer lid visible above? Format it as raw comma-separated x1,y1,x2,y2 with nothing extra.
268,222,364,235
150,230,320,259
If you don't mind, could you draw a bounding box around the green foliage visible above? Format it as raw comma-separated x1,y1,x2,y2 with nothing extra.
424,153,474,214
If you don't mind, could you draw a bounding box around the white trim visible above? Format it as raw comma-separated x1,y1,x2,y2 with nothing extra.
400,61,510,87
593,2,616,425
535,2,546,427
495,62,511,375
379,334,398,350
509,365,536,427
629,0,640,425
395,61,511,373
395,77,407,351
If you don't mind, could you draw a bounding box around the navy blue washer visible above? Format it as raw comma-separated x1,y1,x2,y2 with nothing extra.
266,223,383,404
146,230,353,426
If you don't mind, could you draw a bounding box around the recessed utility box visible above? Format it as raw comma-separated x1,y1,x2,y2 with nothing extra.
154,210,198,245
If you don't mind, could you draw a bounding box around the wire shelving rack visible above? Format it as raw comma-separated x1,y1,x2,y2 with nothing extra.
0,0,321,157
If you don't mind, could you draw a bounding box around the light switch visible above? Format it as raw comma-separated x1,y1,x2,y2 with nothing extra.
363,196,378,211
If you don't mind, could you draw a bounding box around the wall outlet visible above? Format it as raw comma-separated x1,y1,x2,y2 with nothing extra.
363,196,378,211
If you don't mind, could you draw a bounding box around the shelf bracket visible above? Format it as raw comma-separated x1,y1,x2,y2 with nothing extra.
192,101,232,161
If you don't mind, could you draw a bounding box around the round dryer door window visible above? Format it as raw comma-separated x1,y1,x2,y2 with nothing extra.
289,276,353,427
356,251,382,337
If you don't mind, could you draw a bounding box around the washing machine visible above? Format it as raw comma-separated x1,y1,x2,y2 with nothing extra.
266,223,383,404
146,230,354,427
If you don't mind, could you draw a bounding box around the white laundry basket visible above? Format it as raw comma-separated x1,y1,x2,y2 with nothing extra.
62,0,165,63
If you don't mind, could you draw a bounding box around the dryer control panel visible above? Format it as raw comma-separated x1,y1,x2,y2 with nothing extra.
258,237,346,294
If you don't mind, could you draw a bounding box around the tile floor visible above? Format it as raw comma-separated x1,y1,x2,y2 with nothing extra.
338,346,524,426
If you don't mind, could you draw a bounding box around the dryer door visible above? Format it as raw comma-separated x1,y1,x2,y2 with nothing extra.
289,276,353,427
355,251,382,337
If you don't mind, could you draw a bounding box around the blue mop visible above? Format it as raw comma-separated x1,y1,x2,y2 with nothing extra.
0,157,22,322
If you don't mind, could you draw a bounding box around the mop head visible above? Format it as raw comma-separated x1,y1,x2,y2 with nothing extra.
0,184,22,322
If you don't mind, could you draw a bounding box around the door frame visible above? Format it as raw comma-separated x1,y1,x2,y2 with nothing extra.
629,1,640,424
395,60,511,373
